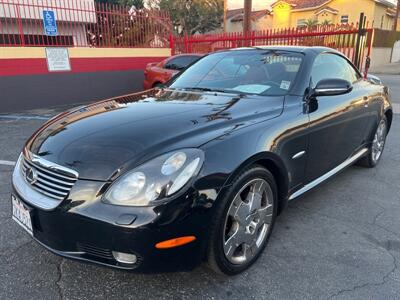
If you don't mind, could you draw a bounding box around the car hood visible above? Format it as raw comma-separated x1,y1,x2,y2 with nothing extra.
26,89,284,181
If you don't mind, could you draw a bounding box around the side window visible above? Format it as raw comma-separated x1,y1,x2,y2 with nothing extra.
165,56,199,70
311,53,360,87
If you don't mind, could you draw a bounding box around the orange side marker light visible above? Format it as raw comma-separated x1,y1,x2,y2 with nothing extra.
155,236,196,249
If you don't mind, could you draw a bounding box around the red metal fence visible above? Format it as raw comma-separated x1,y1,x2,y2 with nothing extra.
0,2,374,73
173,23,374,73
0,0,172,48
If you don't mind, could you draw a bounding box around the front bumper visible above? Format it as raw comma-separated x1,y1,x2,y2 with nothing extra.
11,176,221,272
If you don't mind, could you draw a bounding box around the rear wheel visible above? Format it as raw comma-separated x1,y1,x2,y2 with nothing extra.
358,116,388,168
207,166,277,275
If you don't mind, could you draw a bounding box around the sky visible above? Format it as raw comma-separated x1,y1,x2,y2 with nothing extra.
227,0,397,10
227,0,277,10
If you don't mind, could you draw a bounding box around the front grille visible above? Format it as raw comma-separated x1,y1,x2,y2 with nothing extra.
21,157,78,201
77,243,114,260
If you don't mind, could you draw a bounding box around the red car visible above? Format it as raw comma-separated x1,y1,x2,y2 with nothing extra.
143,54,202,90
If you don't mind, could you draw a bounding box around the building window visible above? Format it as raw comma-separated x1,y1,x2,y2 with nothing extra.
341,15,349,24
381,15,384,29
297,19,306,27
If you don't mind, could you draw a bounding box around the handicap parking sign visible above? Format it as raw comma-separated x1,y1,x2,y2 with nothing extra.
43,10,58,36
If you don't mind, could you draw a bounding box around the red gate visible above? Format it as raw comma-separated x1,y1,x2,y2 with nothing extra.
173,19,373,75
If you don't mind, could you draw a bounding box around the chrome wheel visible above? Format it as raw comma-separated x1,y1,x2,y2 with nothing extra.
223,178,273,265
372,119,387,163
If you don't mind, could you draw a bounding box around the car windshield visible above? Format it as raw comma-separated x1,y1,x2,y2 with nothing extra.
168,50,303,96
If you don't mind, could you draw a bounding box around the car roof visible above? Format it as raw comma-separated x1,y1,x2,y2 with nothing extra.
226,45,341,55
170,53,203,58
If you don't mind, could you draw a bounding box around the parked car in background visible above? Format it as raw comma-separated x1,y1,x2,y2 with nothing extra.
143,54,202,89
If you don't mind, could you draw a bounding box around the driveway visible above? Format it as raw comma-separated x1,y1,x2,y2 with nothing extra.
0,75,399,299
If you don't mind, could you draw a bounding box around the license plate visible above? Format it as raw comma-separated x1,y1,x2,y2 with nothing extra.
12,195,33,236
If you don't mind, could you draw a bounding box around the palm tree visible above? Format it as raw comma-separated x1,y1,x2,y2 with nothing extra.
321,19,332,27
304,18,319,30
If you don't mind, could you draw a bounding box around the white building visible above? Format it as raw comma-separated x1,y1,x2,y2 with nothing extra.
0,0,96,46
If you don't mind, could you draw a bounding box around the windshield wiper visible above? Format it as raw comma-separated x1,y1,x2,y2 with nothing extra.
180,87,224,92
180,87,247,96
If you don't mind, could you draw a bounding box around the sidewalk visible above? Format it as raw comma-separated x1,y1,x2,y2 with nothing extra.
369,62,400,75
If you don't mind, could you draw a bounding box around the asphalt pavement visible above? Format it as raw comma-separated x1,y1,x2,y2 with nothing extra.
0,75,399,299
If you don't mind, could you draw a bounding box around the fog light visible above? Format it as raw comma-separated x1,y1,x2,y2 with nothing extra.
112,251,137,264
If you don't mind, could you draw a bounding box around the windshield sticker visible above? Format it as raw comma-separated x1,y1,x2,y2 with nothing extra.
233,84,271,94
280,81,291,90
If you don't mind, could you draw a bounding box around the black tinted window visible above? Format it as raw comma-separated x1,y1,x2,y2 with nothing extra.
169,50,303,96
165,56,200,70
311,53,360,87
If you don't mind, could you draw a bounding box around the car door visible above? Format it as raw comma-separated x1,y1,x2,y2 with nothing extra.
305,53,370,183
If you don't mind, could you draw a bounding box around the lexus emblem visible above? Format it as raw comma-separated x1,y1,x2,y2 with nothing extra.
25,167,38,185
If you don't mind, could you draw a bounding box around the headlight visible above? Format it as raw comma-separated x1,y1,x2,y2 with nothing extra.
103,149,204,206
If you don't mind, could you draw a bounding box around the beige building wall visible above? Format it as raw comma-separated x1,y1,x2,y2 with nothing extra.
225,21,244,32
272,0,396,29
373,4,394,30
272,1,293,29
253,15,273,31
225,15,273,33
316,10,338,24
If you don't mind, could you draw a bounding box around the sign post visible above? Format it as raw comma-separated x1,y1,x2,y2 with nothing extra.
42,10,58,36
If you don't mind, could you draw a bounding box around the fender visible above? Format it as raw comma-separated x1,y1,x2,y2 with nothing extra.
222,151,290,215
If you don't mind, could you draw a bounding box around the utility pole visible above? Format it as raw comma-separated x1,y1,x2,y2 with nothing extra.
243,0,252,36
394,0,400,32
223,0,228,32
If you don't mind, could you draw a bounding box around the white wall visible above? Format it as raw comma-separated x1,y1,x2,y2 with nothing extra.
225,16,273,33
0,0,96,23
392,41,400,63
370,47,393,67
225,21,244,33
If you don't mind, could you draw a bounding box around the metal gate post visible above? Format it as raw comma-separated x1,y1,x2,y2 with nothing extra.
354,12,366,70
170,34,175,55
364,28,374,78
184,35,189,53
14,4,25,46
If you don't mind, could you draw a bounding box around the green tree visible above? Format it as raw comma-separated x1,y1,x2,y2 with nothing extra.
89,0,167,47
158,0,223,35
304,18,319,31
320,19,332,27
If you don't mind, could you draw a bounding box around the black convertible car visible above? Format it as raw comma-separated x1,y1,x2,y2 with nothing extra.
12,46,392,275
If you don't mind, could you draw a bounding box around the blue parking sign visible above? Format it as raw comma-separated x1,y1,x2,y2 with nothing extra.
43,10,58,36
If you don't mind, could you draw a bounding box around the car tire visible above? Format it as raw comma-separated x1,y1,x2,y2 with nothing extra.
358,115,388,168
207,165,278,275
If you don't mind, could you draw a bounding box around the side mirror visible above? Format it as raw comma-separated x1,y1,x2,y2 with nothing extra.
367,74,382,85
312,79,353,97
